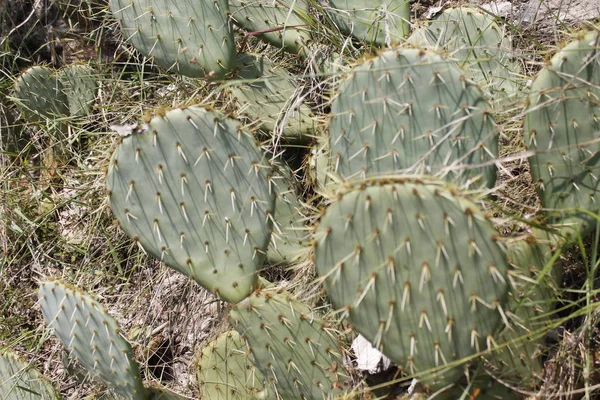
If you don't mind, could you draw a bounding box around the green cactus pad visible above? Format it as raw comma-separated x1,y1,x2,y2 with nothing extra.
267,161,307,265
108,0,236,78
229,287,350,399
232,54,315,142
38,280,147,400
197,330,270,399
106,107,274,303
407,7,522,100
486,230,559,388
13,66,69,122
230,0,310,54
58,64,97,117
324,0,410,46
147,385,191,399
0,349,60,400
313,178,510,387
328,48,498,188
524,31,600,238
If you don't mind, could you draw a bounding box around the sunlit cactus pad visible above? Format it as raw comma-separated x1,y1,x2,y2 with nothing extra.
106,106,274,303
13,66,69,122
38,280,147,400
232,54,315,142
313,178,510,387
197,330,270,399
524,31,600,238
328,48,498,187
407,7,522,99
324,0,410,46
229,286,350,399
0,349,60,400
229,0,310,54
108,0,236,78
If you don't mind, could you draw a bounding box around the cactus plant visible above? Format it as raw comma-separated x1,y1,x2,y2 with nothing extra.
58,64,98,117
230,0,311,54
407,7,523,100
328,48,499,187
267,160,307,265
106,106,274,303
197,330,270,399
228,286,350,399
313,178,510,388
0,348,60,399
524,31,600,239
108,0,237,78
38,279,148,400
232,54,315,142
324,0,411,46
13,66,69,123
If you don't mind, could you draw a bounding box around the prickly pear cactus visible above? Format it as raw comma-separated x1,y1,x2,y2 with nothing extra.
38,280,148,400
267,161,307,265
328,48,498,187
524,31,600,238
232,54,315,142
313,178,510,387
106,107,274,303
407,7,522,100
229,286,350,399
13,66,69,122
197,330,270,399
324,0,411,46
58,64,97,117
230,0,310,54
108,0,237,78
0,349,60,400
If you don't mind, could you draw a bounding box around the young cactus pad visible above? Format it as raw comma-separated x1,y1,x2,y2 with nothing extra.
106,107,274,303
407,7,522,100
313,178,510,387
0,349,60,399
108,0,237,78
197,330,270,399
324,0,411,46
328,48,498,187
58,64,97,117
38,280,147,400
229,0,310,54
228,287,349,399
232,54,315,142
524,31,600,238
13,66,69,122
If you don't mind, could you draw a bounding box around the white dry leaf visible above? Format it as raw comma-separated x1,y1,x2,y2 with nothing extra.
351,334,391,374
110,123,149,137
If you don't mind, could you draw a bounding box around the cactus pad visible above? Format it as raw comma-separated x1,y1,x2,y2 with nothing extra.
106,107,274,303
197,330,270,399
407,7,522,100
524,32,600,238
13,66,69,122
267,161,307,265
58,64,97,117
38,280,147,400
230,0,310,54
324,0,410,46
232,54,315,142
328,48,498,187
229,286,350,399
108,0,236,78
0,349,59,399
313,178,510,386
